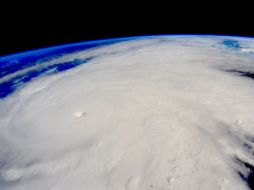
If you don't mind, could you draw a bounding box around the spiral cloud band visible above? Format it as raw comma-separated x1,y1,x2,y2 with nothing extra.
0,36,254,189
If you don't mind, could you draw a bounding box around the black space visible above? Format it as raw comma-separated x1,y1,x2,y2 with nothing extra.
0,2,253,56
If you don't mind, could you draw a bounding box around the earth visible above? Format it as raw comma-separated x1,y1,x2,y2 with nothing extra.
0,35,254,190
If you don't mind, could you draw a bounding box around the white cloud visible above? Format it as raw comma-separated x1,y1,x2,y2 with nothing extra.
0,36,254,189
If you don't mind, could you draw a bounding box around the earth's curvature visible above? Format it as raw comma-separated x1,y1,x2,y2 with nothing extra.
1,35,254,190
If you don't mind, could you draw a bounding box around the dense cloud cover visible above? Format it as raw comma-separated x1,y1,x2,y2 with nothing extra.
1,36,254,189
